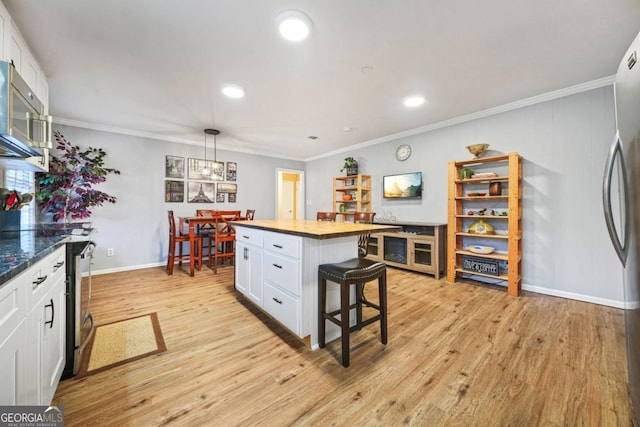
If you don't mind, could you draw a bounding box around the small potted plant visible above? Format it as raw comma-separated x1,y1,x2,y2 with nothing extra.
340,157,358,176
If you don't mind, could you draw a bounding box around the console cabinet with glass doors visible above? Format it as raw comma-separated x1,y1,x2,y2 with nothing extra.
447,152,522,296
366,222,446,279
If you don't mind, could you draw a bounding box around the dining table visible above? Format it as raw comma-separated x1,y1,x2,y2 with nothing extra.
181,211,243,276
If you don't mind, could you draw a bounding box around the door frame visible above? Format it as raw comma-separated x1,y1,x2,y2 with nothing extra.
275,168,305,220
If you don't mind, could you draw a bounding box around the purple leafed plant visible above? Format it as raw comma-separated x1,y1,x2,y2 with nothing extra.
36,131,121,223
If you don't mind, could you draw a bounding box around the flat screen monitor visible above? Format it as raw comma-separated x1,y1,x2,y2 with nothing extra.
383,172,422,199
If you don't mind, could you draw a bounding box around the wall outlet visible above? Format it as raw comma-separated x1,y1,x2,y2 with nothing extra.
107,248,114,257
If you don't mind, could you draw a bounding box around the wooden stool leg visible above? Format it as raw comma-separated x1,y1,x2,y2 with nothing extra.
318,276,327,348
379,272,388,345
167,244,174,275
355,283,363,330
340,281,350,367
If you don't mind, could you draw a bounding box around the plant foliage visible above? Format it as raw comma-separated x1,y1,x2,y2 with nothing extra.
36,131,121,222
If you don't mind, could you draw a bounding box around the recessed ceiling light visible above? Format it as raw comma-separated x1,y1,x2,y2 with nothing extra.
276,10,312,42
403,95,425,107
221,83,245,99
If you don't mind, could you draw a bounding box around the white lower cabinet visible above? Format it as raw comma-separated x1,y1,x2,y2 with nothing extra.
0,319,27,404
235,227,303,337
263,283,300,335
0,245,66,405
236,240,263,306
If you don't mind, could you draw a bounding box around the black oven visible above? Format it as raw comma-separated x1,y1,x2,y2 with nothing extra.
61,240,95,379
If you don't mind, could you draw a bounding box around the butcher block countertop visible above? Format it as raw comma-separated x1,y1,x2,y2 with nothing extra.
231,219,401,239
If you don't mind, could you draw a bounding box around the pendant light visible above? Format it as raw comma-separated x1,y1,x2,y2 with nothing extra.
202,128,219,176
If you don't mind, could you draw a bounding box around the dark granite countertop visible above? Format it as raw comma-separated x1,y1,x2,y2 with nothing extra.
0,231,68,285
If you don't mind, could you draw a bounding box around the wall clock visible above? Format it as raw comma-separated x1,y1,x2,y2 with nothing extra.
395,144,411,161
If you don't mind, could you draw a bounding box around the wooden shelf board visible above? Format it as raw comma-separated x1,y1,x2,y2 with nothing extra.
455,176,509,184
455,232,509,239
456,215,509,219
454,268,509,280
455,250,509,260
456,195,508,200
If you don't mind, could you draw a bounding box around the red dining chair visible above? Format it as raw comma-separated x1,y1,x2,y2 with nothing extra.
167,210,203,275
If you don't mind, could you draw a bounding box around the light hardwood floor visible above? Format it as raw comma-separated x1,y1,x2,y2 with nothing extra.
53,264,631,426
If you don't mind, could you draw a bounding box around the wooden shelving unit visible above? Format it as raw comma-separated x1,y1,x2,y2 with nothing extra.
333,174,371,222
447,152,522,296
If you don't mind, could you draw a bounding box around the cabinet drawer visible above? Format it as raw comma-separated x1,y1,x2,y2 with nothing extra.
236,227,263,247
263,283,300,336
27,247,65,312
263,252,300,296
264,232,301,259
0,273,26,347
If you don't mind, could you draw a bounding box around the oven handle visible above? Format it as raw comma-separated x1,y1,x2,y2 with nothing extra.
78,312,95,352
81,241,97,258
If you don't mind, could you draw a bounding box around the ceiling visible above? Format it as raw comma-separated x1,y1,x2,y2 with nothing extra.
4,0,640,161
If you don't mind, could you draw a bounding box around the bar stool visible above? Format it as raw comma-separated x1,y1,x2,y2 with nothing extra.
317,222,387,367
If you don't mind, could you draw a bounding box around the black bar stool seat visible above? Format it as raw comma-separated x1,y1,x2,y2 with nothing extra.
318,257,387,367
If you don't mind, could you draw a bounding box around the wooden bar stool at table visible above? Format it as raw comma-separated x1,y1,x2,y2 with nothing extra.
317,212,387,367
195,209,218,266
211,211,240,273
166,210,203,275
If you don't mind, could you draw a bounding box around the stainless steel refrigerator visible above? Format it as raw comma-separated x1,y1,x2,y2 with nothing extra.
604,31,640,425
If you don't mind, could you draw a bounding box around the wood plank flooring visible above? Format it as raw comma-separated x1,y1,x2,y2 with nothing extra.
53,264,631,426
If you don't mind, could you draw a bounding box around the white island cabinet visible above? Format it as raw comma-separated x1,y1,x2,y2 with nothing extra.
233,219,400,348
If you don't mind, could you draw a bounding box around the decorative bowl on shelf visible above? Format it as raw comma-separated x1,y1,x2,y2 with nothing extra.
466,245,495,254
468,219,495,234
342,193,352,201
466,143,490,158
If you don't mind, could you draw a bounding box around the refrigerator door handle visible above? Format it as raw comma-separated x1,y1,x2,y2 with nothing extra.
603,131,630,265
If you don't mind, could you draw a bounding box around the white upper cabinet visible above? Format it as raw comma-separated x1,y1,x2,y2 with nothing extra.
0,1,49,113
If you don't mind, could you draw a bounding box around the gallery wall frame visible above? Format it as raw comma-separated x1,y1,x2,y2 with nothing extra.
188,158,224,181
226,162,237,181
165,180,184,202
166,155,185,179
188,182,215,203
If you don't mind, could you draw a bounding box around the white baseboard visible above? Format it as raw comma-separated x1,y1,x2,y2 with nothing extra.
522,283,626,309
93,262,166,276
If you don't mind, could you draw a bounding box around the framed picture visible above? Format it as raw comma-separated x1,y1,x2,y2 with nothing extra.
228,192,236,203
226,162,237,181
165,155,185,179
187,181,215,203
217,182,237,194
216,192,225,203
165,180,184,202
188,158,225,181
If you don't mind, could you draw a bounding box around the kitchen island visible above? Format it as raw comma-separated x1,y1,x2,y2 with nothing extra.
232,219,400,348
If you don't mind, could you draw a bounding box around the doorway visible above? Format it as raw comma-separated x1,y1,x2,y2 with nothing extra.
276,169,305,220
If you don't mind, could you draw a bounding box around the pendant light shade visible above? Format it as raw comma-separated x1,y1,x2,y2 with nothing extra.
202,128,220,176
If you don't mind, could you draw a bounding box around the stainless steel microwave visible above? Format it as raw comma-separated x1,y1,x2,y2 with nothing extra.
0,60,52,159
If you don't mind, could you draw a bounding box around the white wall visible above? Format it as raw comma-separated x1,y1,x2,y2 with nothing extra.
52,125,304,274
305,86,624,306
